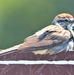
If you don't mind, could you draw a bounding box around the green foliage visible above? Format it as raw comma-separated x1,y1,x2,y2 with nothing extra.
0,0,74,48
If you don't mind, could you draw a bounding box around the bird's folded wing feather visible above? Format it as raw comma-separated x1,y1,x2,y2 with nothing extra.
18,25,71,52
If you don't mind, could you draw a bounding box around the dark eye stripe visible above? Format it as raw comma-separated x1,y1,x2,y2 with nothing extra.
57,18,74,24
57,20,69,23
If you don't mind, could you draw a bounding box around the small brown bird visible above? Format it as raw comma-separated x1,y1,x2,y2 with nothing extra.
0,13,74,56
18,13,74,55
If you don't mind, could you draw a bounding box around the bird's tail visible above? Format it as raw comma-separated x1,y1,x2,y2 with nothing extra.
0,44,22,56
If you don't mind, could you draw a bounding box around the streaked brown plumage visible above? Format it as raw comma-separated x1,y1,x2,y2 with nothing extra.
18,13,74,55
18,24,72,55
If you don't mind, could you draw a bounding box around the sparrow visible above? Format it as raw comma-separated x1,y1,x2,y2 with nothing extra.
18,13,74,55
0,13,73,56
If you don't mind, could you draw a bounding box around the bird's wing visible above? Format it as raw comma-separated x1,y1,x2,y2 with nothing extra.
18,25,71,52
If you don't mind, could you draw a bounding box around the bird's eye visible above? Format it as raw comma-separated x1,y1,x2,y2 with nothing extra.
64,19,69,22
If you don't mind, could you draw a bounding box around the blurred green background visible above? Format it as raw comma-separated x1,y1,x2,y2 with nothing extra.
0,0,74,49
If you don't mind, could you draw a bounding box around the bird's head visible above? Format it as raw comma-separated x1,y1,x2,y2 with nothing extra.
52,13,74,31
